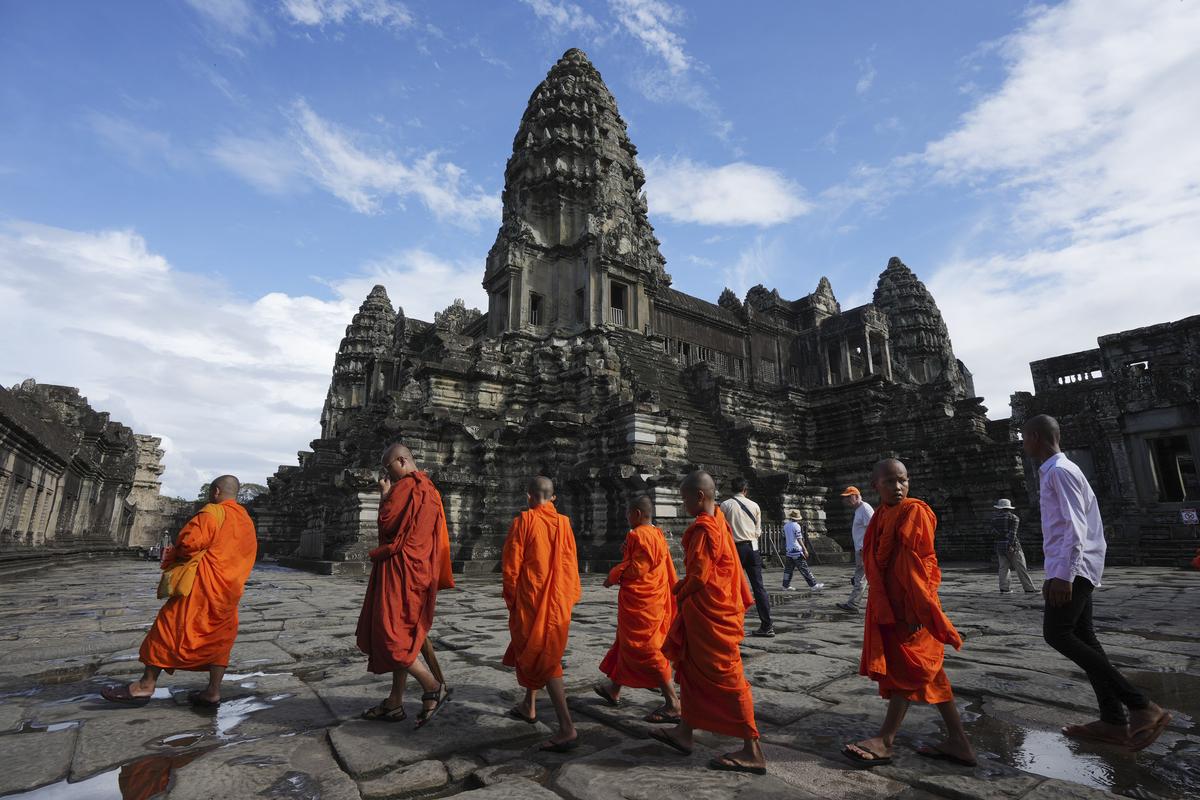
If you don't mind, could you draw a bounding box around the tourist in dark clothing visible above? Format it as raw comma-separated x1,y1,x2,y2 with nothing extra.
991,499,1035,594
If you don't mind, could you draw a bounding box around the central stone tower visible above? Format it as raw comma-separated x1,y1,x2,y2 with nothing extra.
484,49,669,337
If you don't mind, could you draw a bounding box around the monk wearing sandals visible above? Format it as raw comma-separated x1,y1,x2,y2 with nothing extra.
594,495,681,724
101,475,257,708
356,443,452,727
651,470,767,775
843,459,976,769
1024,415,1172,750
502,476,582,752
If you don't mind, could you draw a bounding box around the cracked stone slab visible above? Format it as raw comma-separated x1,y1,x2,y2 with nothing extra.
453,776,563,798
554,737,801,799
358,759,449,798
166,731,359,800
0,728,77,795
761,743,910,799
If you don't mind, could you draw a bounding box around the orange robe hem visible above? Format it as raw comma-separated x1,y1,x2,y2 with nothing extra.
139,500,258,671
599,524,678,689
664,508,759,740
502,502,581,690
859,497,961,704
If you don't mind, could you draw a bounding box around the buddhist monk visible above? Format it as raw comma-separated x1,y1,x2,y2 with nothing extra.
356,443,452,727
651,470,766,775
102,475,257,708
595,494,681,723
502,476,582,751
842,458,976,767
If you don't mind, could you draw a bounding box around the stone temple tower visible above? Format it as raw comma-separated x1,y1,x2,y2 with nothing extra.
484,48,670,336
320,285,396,440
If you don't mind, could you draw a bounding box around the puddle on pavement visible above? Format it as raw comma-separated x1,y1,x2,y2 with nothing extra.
12,720,81,734
215,695,275,739
223,670,287,682
964,701,1197,799
1,748,211,800
1124,670,1200,724
157,732,207,748
260,771,320,800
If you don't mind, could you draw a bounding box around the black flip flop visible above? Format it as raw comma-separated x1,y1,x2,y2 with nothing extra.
916,745,976,767
361,701,407,722
707,756,767,775
100,685,151,706
841,744,893,767
648,727,693,756
415,684,452,729
506,706,536,724
593,684,621,707
539,738,579,753
187,690,221,709
644,706,682,724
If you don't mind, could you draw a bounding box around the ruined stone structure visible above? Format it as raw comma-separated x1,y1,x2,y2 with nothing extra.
0,379,186,551
1012,314,1200,565
260,49,1025,572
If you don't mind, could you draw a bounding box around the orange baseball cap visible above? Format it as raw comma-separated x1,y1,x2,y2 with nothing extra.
840,486,861,496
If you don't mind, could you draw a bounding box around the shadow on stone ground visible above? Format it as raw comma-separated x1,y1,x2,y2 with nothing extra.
0,560,1197,799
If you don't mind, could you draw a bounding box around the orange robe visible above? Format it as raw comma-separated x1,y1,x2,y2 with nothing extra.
859,497,962,704
501,502,581,689
356,471,446,672
140,500,258,670
599,524,678,688
663,508,759,740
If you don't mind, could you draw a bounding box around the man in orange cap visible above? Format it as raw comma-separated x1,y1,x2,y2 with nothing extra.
836,486,873,613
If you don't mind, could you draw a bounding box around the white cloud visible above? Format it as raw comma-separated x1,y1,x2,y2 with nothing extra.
280,0,414,29
86,112,190,171
0,221,485,497
519,0,599,34
211,98,500,225
643,157,811,227
183,0,271,40
855,57,876,95
722,236,779,296
609,0,689,74
919,0,1200,415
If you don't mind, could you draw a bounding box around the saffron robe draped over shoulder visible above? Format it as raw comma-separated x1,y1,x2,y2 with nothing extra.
859,497,962,704
502,502,581,689
599,524,678,688
663,508,759,740
140,500,258,670
356,471,447,673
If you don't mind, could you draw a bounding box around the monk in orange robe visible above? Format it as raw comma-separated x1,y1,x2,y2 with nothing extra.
652,470,766,775
502,476,582,751
102,475,257,708
843,458,976,768
355,443,452,726
595,494,681,723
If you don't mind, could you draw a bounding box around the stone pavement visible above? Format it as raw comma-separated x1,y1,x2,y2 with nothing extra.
0,559,1196,799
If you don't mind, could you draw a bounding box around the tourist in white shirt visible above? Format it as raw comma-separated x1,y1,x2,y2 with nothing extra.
1023,414,1171,751
836,486,872,612
719,478,774,637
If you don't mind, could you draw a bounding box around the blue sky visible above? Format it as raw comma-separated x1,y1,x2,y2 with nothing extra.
2,1,1198,496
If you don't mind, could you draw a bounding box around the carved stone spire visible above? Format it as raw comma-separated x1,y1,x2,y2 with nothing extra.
484,49,669,334
321,285,396,438
872,257,967,394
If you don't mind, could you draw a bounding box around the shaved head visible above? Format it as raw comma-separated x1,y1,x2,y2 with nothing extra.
211,474,240,501
1021,414,1062,462
870,458,909,507
630,494,654,515
528,475,554,501
680,470,716,516
382,442,413,463
381,442,417,480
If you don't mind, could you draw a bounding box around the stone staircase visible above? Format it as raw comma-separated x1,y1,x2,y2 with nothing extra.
606,329,743,478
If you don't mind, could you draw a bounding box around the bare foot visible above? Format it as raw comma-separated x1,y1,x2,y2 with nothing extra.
850,736,892,759
1128,704,1171,751
918,739,977,766
128,681,155,698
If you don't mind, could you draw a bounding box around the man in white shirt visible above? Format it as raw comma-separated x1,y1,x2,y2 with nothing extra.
836,486,873,612
719,477,774,637
1024,414,1171,751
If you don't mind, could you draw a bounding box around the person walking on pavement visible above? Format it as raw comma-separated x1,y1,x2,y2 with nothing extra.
720,478,775,638
782,510,824,591
836,486,873,612
992,498,1036,594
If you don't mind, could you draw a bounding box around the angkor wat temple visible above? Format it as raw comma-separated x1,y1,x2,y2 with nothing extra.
258,49,1026,572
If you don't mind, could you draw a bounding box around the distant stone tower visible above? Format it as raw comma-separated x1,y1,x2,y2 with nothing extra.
320,285,396,439
872,257,969,396
485,48,669,336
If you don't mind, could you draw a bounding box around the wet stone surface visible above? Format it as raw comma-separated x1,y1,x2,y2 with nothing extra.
0,559,1196,799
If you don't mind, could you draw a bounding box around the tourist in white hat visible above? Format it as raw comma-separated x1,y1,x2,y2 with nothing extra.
782,509,824,591
991,498,1035,594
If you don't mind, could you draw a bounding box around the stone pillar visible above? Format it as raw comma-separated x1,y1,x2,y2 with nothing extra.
840,338,852,383
865,332,875,375
882,336,894,380
508,270,523,330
